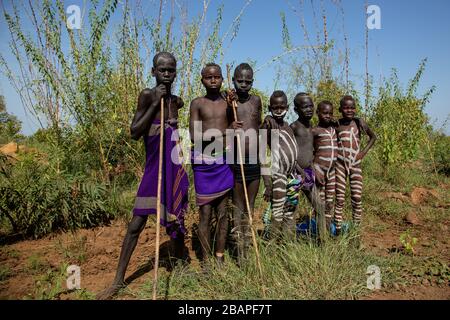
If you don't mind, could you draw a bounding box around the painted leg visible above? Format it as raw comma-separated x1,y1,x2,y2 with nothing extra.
270,173,287,240
325,167,336,229
349,163,363,226
334,160,348,232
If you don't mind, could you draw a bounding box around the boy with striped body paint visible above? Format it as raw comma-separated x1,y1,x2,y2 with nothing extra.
334,96,376,233
312,101,338,229
261,91,300,239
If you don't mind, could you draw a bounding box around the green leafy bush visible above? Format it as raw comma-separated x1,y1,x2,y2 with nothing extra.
428,131,450,176
370,60,435,168
0,155,115,238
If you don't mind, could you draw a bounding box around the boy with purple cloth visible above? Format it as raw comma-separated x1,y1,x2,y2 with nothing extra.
189,63,235,265
97,52,189,300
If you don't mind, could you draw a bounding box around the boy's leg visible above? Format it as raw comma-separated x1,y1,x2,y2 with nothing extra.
232,183,245,263
325,167,336,228
311,185,327,239
96,215,148,299
233,178,259,263
270,172,287,239
302,187,326,237
334,160,348,232
349,163,363,225
198,204,213,261
242,178,260,256
315,166,326,202
315,176,327,221
215,194,229,263
318,185,326,202
242,178,260,246
171,231,185,260
282,202,297,241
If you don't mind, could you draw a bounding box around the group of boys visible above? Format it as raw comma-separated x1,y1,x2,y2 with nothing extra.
97,52,376,299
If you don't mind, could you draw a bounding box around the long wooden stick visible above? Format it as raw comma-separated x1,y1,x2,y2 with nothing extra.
226,65,266,297
152,97,164,300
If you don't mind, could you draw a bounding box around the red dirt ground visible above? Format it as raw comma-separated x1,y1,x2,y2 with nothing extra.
1,188,449,300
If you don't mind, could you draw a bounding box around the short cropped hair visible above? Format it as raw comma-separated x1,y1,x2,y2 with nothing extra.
153,52,176,67
293,92,312,107
340,95,355,108
234,63,253,77
201,63,222,77
317,100,333,113
270,90,288,104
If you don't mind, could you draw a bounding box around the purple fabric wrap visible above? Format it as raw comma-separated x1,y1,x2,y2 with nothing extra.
133,120,189,239
298,167,315,190
191,150,234,206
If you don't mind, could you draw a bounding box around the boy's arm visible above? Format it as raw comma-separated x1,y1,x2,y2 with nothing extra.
357,118,377,160
130,84,169,140
289,121,297,135
225,90,244,129
311,127,318,150
262,170,272,202
256,95,263,126
176,96,185,110
261,157,273,202
309,127,326,185
130,88,158,140
260,118,272,201
189,99,201,144
295,162,306,178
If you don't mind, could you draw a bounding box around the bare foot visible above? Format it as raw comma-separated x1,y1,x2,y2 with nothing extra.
96,284,123,300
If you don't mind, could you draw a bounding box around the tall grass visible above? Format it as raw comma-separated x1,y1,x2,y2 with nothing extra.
131,233,404,300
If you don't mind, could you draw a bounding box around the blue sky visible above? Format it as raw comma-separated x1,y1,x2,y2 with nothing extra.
1,0,449,135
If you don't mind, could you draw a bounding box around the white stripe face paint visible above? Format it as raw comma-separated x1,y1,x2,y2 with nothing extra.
271,110,287,118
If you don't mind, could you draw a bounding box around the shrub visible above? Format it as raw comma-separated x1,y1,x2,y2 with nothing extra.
0,154,115,238
428,131,450,176
370,60,435,168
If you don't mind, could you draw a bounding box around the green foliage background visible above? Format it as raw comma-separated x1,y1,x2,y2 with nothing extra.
0,0,447,240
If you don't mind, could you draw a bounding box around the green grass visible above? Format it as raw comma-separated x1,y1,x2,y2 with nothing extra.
23,262,94,300
123,158,449,300
0,265,11,281
117,157,448,300
26,253,48,274
2,155,447,300
55,235,88,265
128,232,406,300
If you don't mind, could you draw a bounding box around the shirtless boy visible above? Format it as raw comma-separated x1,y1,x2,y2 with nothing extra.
189,63,235,265
261,91,299,239
226,63,262,263
335,95,376,232
290,93,326,236
97,52,189,299
312,101,338,230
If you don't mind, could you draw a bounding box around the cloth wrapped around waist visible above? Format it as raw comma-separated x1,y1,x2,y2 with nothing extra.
133,120,189,239
191,148,234,206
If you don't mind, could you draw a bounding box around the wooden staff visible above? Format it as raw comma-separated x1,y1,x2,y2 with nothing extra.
226,65,265,297
152,97,164,300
